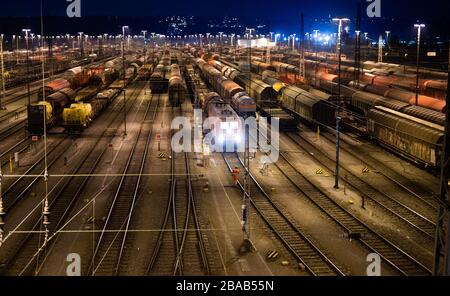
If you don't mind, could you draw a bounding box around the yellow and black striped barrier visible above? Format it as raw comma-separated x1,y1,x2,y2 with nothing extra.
86,216,95,223
362,167,370,174
159,152,167,160
266,250,279,261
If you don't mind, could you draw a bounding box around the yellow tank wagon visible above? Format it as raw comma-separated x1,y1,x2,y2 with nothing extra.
62,103,93,131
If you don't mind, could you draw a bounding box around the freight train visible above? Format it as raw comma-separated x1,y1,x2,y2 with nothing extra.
27,88,76,135
302,52,447,100
367,106,444,168
168,64,187,107
38,78,72,100
217,55,445,170
212,61,297,130
276,57,447,111
186,64,242,151
194,58,256,116
150,54,170,93
62,88,120,132
27,57,138,135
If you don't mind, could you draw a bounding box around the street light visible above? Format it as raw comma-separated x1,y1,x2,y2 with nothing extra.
22,29,31,106
355,30,361,85
0,34,6,110
219,32,223,56
121,26,128,136
332,17,350,189
291,33,296,52
313,30,320,82
78,32,84,57
414,23,425,106
142,30,147,65
122,26,128,39
241,27,255,247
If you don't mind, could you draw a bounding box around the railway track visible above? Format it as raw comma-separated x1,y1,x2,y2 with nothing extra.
0,118,27,142
1,136,71,213
320,129,439,211
147,148,210,276
0,139,31,170
0,83,145,276
175,151,210,275
255,129,432,275
222,152,346,276
1,89,39,107
286,132,436,242
0,106,27,125
146,149,179,275
88,92,158,276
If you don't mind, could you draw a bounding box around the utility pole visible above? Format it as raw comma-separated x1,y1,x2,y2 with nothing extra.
433,46,450,276
354,1,362,87
242,122,251,246
13,35,19,64
299,13,305,82
98,35,103,57
332,17,349,189
414,23,425,106
377,33,383,63
142,30,147,66
292,34,296,53
242,27,255,250
0,34,6,110
206,33,211,50
234,34,238,63
23,29,31,106
78,32,84,58
219,32,223,57
246,28,255,92
122,26,128,137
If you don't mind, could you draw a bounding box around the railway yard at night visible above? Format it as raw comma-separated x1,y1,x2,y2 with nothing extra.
0,1,449,281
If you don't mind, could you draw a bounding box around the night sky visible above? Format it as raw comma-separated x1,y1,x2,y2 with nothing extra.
1,0,447,19
0,0,449,38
